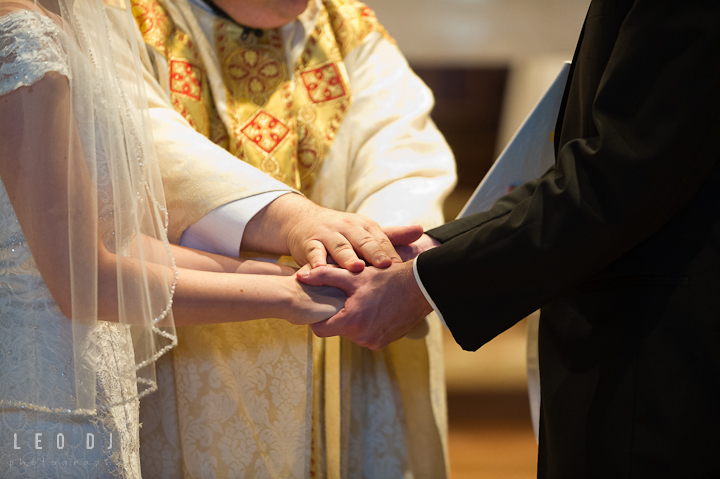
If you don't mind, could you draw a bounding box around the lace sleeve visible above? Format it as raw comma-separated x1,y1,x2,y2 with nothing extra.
0,9,71,96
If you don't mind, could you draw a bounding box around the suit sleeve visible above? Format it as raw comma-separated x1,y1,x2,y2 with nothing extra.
417,0,720,351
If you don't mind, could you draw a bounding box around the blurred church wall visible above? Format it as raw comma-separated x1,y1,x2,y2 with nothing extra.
365,0,588,66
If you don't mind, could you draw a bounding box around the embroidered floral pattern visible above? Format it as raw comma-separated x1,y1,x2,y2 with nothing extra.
225,46,285,104
0,10,70,96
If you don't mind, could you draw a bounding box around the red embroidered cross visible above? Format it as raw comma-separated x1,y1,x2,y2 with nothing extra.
301,63,346,104
241,111,289,153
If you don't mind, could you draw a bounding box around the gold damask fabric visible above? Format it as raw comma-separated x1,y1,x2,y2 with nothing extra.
178,321,313,478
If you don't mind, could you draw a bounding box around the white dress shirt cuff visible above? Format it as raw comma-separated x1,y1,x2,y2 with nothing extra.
180,191,292,256
413,256,449,329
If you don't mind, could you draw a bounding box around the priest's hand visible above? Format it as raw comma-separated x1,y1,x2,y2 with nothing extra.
242,194,423,272
296,261,433,350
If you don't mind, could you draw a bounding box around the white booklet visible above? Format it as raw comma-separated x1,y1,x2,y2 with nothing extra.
457,61,571,442
457,61,571,219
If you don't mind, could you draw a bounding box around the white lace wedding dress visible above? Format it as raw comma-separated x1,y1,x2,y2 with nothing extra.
0,9,142,478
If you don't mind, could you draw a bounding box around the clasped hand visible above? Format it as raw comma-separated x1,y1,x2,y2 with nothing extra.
296,232,440,350
243,194,440,345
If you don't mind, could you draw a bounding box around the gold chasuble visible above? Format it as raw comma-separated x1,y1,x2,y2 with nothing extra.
132,0,391,195
130,0,448,478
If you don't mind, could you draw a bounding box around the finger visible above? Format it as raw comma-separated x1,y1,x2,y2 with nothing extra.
311,313,347,338
310,319,331,337
311,310,363,340
296,263,313,276
343,228,393,269
304,239,328,269
325,233,365,272
296,264,331,285
296,265,358,294
382,224,424,246
367,224,403,264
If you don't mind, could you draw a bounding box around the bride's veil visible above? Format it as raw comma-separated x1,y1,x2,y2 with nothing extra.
0,0,177,414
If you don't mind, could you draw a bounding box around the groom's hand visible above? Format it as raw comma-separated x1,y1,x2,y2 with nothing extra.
296,261,433,350
390,233,441,262
243,194,424,272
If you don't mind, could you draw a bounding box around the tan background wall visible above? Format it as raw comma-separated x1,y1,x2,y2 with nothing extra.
366,0,589,66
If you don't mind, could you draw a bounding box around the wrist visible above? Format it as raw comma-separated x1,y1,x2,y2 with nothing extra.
244,193,305,254
399,261,433,318
273,275,300,315
419,234,441,253
273,194,315,247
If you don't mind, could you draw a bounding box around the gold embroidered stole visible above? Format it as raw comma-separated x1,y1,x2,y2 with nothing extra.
131,0,230,147
131,0,392,194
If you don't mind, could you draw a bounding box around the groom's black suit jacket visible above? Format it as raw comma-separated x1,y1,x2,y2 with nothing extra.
418,1,720,477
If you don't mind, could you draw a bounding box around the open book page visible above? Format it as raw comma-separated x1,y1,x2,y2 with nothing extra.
458,62,571,219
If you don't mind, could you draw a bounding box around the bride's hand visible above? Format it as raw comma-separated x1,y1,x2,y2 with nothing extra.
285,268,346,325
234,258,297,276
